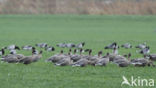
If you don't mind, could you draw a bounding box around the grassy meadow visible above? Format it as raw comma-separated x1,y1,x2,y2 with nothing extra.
0,15,156,88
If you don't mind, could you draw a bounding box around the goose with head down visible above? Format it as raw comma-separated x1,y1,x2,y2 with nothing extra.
36,43,48,48
7,45,20,50
121,43,132,49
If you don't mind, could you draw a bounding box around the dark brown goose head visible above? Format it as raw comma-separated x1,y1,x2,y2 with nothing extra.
39,50,43,54
89,49,92,56
80,49,83,55
74,49,77,54
60,50,64,54
15,46,20,50
98,51,103,57
82,42,85,46
128,53,131,61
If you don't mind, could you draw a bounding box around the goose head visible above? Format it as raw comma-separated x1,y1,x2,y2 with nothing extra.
39,50,43,54
60,50,64,55
74,49,77,54
113,47,118,55
89,49,92,56
82,42,85,46
98,51,103,57
127,53,131,61
15,46,20,50
68,49,72,55
85,49,90,52
103,52,109,58
32,47,38,55
80,49,83,55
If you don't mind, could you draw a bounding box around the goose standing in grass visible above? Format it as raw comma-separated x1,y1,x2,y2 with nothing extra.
45,46,55,52
95,53,110,66
135,42,147,49
36,43,48,48
21,50,43,65
121,43,132,49
22,45,33,50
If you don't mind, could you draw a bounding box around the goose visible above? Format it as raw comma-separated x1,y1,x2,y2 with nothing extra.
1,52,24,63
72,58,90,67
138,46,150,55
7,45,20,50
57,43,66,48
131,55,154,67
149,54,156,61
36,43,48,48
136,42,147,49
65,43,75,48
95,53,110,66
114,53,131,67
55,56,72,66
46,50,64,63
45,46,55,52
104,42,119,49
108,48,126,62
71,49,83,62
22,45,33,50
88,51,103,66
10,49,17,54
121,43,132,49
1,55,19,63
55,52,73,66
21,50,43,65
32,47,38,55
76,42,85,49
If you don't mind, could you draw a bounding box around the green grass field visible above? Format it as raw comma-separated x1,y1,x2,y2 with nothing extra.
0,15,156,88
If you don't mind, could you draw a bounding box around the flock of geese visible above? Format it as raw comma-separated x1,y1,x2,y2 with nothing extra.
0,42,156,67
